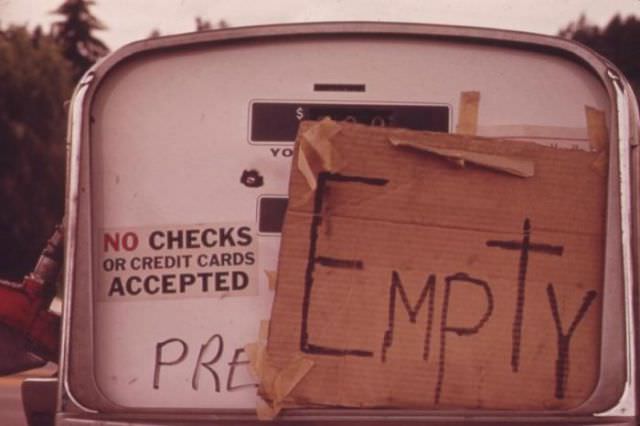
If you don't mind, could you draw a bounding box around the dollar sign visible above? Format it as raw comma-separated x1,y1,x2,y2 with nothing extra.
296,107,304,120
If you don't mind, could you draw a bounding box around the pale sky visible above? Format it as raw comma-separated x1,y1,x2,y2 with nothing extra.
1,0,639,51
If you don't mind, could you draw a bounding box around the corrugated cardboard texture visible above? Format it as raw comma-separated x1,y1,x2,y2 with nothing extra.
267,121,605,410
456,91,480,135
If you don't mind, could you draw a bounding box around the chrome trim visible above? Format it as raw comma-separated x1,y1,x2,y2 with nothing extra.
88,22,614,83
597,69,637,416
59,70,99,414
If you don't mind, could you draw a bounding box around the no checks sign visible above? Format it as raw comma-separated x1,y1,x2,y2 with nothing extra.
98,223,258,301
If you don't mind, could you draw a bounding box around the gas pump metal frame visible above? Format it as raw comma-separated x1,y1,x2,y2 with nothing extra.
58,22,640,424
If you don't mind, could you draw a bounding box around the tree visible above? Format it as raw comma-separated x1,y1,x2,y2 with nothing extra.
0,26,73,280
51,0,109,80
195,17,212,32
195,17,229,32
148,29,162,39
0,0,109,283
560,14,640,100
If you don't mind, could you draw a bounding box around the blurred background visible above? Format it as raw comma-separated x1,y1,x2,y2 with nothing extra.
0,0,638,286
0,1,638,424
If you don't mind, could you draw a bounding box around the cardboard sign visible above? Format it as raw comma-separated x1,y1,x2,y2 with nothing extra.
264,120,606,410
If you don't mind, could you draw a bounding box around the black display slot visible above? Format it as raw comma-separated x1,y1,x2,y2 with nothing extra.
251,102,449,143
258,197,289,233
313,84,366,92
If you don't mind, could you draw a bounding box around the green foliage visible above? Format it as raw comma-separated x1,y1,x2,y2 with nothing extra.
0,26,73,280
0,0,108,281
194,17,229,32
560,14,640,99
52,0,108,80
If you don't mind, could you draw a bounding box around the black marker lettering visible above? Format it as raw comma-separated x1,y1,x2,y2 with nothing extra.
486,218,563,372
300,172,388,357
546,284,597,399
435,273,493,404
316,256,363,270
191,334,224,392
153,338,188,389
381,271,436,362
227,348,257,391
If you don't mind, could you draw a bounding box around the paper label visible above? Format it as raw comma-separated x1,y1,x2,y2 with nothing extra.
97,223,258,301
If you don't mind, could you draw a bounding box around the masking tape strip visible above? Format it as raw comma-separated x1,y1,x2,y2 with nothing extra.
590,152,608,177
253,357,314,420
476,124,588,141
585,106,608,152
264,270,277,291
246,321,314,420
256,399,278,421
585,106,608,175
456,91,480,135
273,356,314,403
297,143,319,191
389,137,534,178
297,119,344,191
259,319,270,342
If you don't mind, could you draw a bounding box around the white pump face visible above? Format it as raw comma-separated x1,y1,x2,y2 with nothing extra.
61,23,639,422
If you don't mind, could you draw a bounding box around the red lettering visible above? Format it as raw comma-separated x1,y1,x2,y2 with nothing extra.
104,231,139,252
104,232,120,252
121,232,139,251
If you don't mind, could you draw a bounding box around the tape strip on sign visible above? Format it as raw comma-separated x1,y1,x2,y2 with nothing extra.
264,270,278,290
476,124,588,142
456,91,480,135
585,106,608,175
585,106,608,151
389,137,534,178
98,223,258,301
297,118,344,191
245,320,314,420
